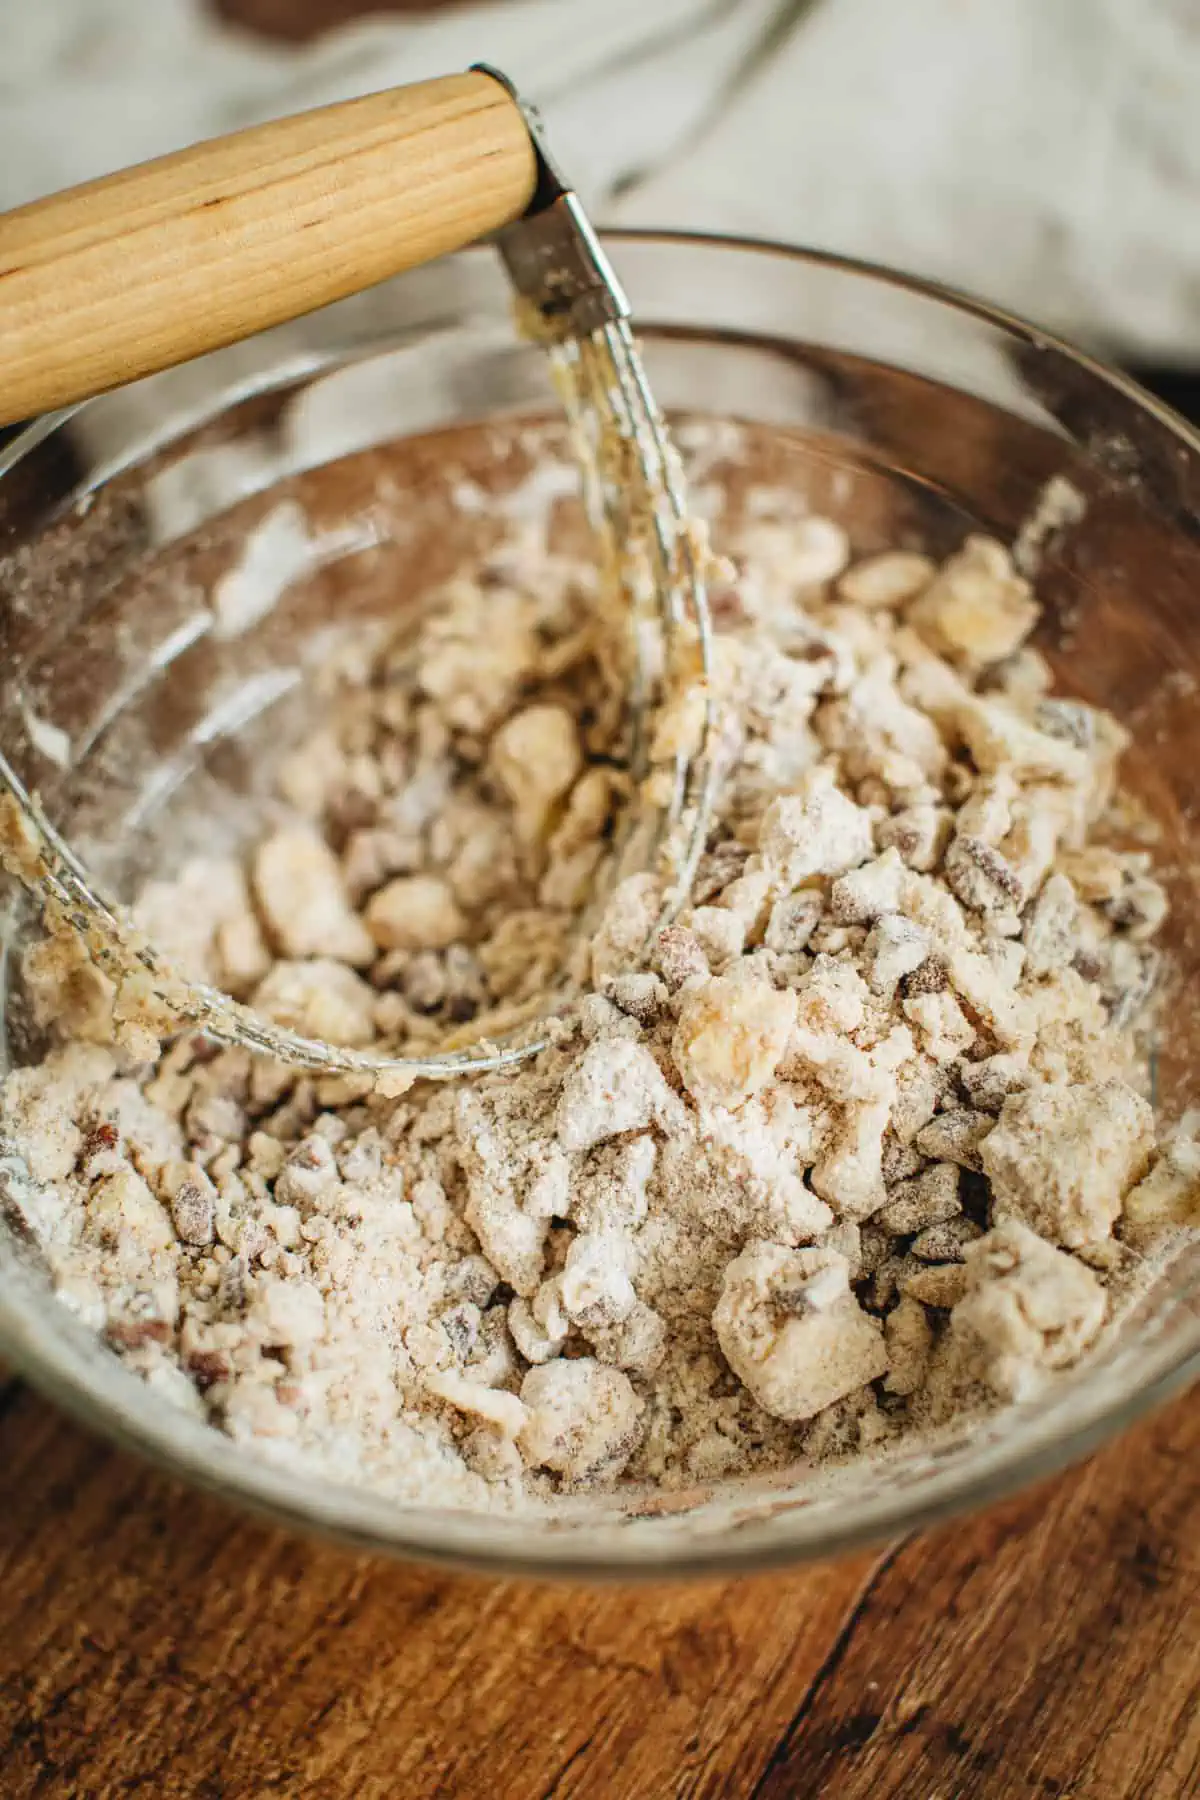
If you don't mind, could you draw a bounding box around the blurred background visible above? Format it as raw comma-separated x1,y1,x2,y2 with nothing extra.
2,0,1199,415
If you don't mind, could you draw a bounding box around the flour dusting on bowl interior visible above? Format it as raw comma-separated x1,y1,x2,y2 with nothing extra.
1,419,1196,1514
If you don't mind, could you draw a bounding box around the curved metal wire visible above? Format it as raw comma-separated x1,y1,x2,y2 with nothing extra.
0,324,718,1083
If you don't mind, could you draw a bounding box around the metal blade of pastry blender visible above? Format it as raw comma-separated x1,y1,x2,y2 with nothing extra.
0,68,716,1084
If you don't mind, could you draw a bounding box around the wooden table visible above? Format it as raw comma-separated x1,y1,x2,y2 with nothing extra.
0,1365,1196,1799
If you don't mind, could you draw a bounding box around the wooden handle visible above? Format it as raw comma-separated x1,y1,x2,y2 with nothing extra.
0,71,536,427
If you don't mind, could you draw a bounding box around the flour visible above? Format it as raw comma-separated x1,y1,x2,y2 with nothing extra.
2,501,1196,1511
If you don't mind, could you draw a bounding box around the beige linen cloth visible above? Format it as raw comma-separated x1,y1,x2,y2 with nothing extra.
2,0,1196,362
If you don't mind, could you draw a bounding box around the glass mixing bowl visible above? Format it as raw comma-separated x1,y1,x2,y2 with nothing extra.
0,234,1197,1579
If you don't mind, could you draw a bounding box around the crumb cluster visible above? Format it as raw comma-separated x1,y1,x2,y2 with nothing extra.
3,498,1197,1510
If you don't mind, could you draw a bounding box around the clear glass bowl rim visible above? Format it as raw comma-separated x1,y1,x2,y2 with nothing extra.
1,228,1198,1582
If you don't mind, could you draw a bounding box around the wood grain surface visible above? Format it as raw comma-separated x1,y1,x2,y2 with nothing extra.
0,1367,1196,1800
0,73,534,427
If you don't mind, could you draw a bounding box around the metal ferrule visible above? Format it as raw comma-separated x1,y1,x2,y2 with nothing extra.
470,64,631,340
